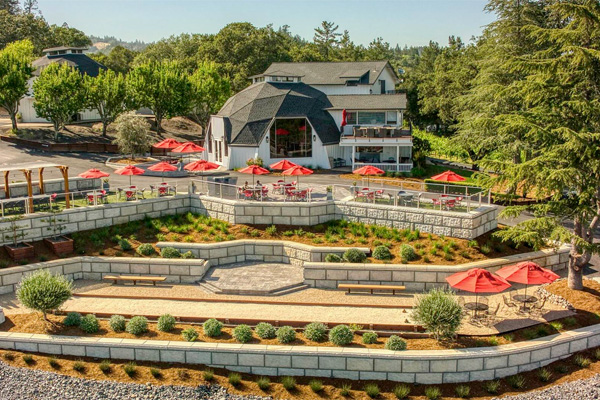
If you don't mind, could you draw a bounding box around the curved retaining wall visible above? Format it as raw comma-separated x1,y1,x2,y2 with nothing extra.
0,323,598,383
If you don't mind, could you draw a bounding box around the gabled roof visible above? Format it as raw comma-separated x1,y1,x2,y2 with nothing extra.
42,46,89,53
259,61,398,85
217,82,340,146
32,53,107,77
326,94,407,110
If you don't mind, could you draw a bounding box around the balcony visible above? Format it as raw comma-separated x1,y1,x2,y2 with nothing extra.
340,126,412,146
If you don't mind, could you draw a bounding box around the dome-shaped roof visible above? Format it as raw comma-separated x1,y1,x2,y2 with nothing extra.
218,82,340,146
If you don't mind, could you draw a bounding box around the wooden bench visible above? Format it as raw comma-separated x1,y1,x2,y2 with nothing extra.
103,275,167,286
338,283,406,295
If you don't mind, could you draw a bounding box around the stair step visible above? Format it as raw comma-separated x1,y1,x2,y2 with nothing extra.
198,281,308,296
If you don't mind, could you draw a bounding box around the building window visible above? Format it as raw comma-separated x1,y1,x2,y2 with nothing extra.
386,111,398,125
269,118,312,159
357,111,386,125
346,112,357,125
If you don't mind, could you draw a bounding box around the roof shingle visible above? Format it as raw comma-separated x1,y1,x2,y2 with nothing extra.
260,61,396,85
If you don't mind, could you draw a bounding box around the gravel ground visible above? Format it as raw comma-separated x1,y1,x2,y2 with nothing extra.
0,361,269,400
493,374,600,400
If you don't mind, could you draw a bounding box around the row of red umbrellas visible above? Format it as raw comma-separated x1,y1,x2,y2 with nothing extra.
238,160,315,185
153,138,205,154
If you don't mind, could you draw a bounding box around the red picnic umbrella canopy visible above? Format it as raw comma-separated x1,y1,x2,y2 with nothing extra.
171,142,206,153
446,268,512,293
275,128,290,136
431,170,466,182
184,160,220,172
239,164,269,185
353,165,385,176
282,165,313,176
153,138,182,149
496,262,560,285
147,161,178,172
114,164,145,186
78,168,110,179
270,159,298,170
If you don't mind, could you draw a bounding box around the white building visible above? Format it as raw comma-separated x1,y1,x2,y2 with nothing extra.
18,46,106,123
206,61,412,171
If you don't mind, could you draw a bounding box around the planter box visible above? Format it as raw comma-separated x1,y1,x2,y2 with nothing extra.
44,236,74,256
4,242,35,261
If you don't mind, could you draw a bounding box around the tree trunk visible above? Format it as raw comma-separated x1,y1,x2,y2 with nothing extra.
53,121,60,142
102,120,108,137
567,256,583,290
155,114,163,136
9,112,18,131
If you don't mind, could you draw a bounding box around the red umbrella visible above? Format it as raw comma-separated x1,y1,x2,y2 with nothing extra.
153,138,182,149
353,165,384,188
447,268,512,311
78,169,110,179
184,160,220,172
269,159,297,170
148,161,178,181
430,170,466,182
341,109,347,127
275,128,289,136
496,261,559,299
114,164,145,186
171,142,206,153
239,165,269,185
282,165,313,189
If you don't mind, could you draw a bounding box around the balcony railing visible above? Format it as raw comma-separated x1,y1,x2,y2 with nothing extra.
341,126,412,141
353,162,413,172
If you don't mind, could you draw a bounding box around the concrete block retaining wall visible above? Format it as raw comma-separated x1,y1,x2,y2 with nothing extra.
0,194,191,246
0,256,210,294
303,245,571,291
157,240,369,267
0,177,101,199
0,323,597,383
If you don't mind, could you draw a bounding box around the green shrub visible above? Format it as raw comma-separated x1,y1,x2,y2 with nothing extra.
118,238,132,251
233,324,253,343
228,372,242,387
537,367,553,382
160,247,181,258
574,354,591,368
255,322,276,339
63,312,82,327
411,288,463,340
126,316,148,335
203,318,223,337
72,360,85,372
595,348,600,360
99,360,111,374
181,328,199,342
364,383,380,398
157,314,176,332
484,380,500,394
16,270,73,320
393,384,411,399
343,248,366,263
373,245,392,260
424,386,442,400
47,356,59,369
80,314,100,333
282,230,294,237
325,253,342,263
3,352,14,361
455,384,470,398
136,243,156,256
265,225,277,235
109,315,126,332
22,354,34,364
256,376,270,391
309,379,324,393
123,362,137,377
329,325,354,346
303,322,327,342
362,331,378,344
506,374,526,389
276,326,296,343
385,335,407,351
399,244,417,262
203,369,214,381
550,321,563,331
181,251,195,259
281,376,296,391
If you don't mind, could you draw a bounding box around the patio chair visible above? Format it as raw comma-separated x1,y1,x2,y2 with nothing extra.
445,199,457,210
432,198,442,208
261,186,269,199
243,190,254,200
158,186,168,196
237,187,245,199
529,298,547,317
503,294,517,309
482,302,501,327
125,190,136,201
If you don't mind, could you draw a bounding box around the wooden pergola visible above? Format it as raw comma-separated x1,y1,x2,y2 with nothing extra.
0,162,71,211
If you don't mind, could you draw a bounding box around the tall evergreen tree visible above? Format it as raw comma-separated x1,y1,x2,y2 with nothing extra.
313,21,341,60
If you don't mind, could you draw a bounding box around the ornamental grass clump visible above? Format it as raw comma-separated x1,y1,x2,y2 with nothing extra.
343,248,366,263
109,315,126,332
181,328,199,342
256,376,271,391
228,372,242,387
203,318,223,337
325,253,342,263
329,324,354,346
364,383,380,398
233,324,253,343
424,386,442,400
126,316,148,335
411,288,463,341
309,379,324,393
303,322,328,342
16,270,73,320
393,384,411,399
79,314,100,333
276,326,296,344
254,322,276,339
157,314,177,332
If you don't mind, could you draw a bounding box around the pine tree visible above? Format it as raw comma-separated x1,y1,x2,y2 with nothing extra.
313,21,341,60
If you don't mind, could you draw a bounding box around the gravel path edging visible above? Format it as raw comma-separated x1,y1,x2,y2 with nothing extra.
492,374,600,400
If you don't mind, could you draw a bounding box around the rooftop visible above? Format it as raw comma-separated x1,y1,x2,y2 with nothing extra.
326,94,407,110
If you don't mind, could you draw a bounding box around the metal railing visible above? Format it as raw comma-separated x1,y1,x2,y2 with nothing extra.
353,162,413,172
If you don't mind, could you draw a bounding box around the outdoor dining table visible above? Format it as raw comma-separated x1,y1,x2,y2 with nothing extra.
513,294,538,312
86,192,106,205
464,302,489,317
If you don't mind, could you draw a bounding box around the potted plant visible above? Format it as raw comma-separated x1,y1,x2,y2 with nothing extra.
1,215,34,261
42,210,73,255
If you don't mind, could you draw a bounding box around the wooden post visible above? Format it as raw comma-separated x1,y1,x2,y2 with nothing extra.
24,169,33,212
3,171,9,199
38,167,45,194
60,166,70,209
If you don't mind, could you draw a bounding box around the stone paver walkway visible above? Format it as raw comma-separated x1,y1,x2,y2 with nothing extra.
201,262,304,294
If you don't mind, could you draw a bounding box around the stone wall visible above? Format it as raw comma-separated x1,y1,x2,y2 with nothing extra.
303,245,570,291
0,256,210,294
0,322,597,383
157,240,369,267
191,196,497,239
1,177,101,198
0,195,191,246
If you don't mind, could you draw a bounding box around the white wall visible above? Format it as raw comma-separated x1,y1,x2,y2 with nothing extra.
19,97,101,123
371,67,398,94
311,85,371,95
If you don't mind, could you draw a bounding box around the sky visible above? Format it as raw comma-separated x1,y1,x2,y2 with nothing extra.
37,0,495,47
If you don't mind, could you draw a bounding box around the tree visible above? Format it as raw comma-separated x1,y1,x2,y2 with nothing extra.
313,21,341,60
113,112,152,159
127,61,192,134
481,0,600,290
16,269,73,321
364,37,394,61
84,69,128,136
23,0,37,14
32,62,84,141
48,23,91,48
188,61,231,131
336,30,362,61
0,0,18,14
100,45,136,74
0,39,34,130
